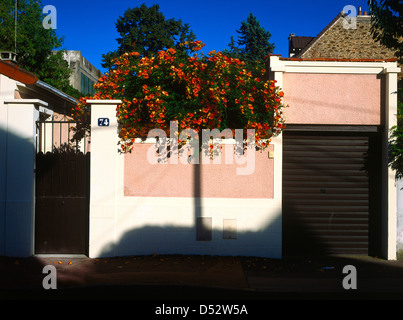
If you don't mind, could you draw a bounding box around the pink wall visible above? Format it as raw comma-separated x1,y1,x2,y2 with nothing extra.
124,144,274,199
282,73,382,125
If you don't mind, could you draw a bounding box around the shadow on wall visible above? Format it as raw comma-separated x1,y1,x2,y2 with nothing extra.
97,221,282,258
97,145,283,258
0,125,36,256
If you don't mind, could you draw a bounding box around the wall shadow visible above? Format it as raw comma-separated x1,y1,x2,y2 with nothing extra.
0,125,37,257
97,222,280,258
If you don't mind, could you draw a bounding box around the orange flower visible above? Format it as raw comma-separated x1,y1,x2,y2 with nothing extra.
72,41,287,154
167,48,176,55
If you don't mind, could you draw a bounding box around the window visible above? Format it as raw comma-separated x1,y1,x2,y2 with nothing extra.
81,72,95,95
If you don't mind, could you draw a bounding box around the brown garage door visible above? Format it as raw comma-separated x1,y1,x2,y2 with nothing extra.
282,128,381,256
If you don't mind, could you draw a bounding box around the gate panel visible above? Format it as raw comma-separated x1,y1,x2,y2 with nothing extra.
35,120,90,255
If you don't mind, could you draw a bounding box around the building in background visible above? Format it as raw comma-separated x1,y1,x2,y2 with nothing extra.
288,34,314,57
288,8,398,65
58,50,103,96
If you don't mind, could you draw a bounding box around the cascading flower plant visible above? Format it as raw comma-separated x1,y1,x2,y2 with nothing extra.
71,40,287,153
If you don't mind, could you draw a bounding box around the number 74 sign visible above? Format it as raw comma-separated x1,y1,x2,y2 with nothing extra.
98,118,110,127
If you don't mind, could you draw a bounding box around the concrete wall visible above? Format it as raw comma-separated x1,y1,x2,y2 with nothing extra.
0,73,44,256
124,143,274,199
88,100,283,258
282,73,382,125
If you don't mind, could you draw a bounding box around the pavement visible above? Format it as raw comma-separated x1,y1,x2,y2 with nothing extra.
1,254,403,301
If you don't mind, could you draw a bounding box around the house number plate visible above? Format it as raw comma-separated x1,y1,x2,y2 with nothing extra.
98,118,110,126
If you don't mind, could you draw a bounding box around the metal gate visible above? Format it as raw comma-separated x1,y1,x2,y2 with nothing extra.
35,117,90,254
282,127,381,256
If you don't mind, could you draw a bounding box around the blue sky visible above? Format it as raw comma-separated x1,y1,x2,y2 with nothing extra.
47,0,372,73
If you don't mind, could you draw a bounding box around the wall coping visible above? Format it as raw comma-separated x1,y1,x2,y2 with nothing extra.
268,55,401,74
4,99,48,107
87,99,122,104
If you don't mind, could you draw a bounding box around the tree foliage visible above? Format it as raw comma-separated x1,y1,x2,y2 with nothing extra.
224,13,275,73
0,0,78,96
369,0,403,64
101,3,197,70
369,0,403,179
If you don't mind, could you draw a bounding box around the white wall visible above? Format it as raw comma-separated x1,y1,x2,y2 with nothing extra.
88,100,283,258
0,75,15,254
0,95,44,256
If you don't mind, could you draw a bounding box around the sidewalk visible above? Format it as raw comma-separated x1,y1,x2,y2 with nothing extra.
1,254,403,300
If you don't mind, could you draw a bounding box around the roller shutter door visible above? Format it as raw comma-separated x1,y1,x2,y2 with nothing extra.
282,129,381,256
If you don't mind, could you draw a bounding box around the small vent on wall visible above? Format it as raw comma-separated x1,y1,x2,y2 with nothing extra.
223,219,237,239
196,217,212,241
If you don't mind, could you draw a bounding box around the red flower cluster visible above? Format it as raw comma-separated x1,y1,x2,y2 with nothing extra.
71,41,287,152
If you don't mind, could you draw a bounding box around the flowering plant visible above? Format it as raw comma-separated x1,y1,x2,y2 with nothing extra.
72,41,287,152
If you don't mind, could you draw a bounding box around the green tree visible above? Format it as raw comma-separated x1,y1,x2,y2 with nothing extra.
369,0,402,63
101,3,197,70
369,0,403,179
0,0,79,97
224,13,275,73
